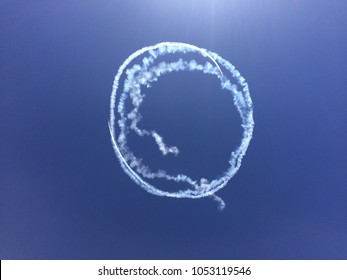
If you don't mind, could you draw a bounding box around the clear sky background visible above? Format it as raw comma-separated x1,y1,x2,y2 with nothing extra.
1,0,346,259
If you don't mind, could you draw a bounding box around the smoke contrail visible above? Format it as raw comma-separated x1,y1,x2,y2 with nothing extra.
109,42,254,210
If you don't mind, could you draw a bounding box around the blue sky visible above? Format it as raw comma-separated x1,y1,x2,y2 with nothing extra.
1,0,346,259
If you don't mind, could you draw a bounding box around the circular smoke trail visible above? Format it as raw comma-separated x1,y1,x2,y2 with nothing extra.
109,42,254,210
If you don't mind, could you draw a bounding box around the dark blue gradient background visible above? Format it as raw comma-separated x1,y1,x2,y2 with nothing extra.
1,0,346,259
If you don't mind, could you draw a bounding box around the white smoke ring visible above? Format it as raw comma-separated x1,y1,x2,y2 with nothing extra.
109,42,254,205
